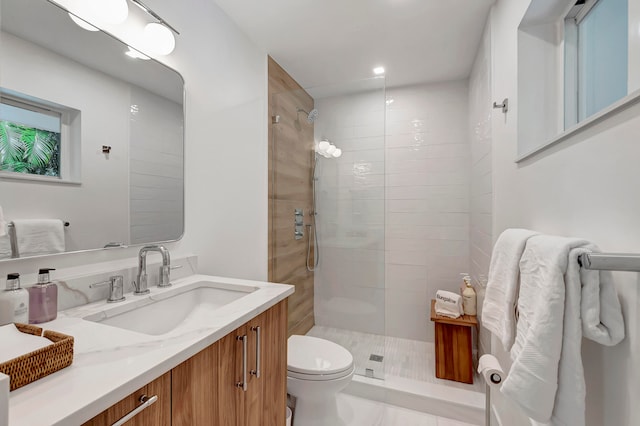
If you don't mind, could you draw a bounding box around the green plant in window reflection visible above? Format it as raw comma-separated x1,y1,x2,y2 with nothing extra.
0,121,60,176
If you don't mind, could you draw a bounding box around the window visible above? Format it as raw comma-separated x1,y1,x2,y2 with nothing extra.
564,0,628,127
0,96,62,177
516,0,633,160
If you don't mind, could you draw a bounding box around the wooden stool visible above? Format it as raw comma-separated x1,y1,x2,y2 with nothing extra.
430,299,478,384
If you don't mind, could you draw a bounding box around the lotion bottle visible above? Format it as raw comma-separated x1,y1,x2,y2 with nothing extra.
0,273,29,325
28,268,58,324
462,275,477,316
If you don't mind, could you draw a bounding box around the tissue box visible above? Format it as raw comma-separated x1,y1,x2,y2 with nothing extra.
0,323,74,391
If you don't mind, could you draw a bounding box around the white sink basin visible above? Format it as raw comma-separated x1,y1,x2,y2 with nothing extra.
83,280,257,335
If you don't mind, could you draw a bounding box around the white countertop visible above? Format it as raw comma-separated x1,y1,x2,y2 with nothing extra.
7,274,294,426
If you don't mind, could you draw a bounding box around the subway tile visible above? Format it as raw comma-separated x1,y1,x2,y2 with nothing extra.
386,225,469,241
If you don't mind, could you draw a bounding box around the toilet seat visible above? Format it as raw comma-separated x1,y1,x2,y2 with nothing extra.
287,335,354,381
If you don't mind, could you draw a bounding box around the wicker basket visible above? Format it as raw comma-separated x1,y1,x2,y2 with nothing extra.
0,323,74,391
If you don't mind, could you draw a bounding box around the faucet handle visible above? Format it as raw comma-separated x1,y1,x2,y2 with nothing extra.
90,275,126,303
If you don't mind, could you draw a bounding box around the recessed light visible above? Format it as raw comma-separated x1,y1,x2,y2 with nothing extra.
373,66,385,75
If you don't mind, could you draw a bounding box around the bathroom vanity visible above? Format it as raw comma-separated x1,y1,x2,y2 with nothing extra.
7,274,293,425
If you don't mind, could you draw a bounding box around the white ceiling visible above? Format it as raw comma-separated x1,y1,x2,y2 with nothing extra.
213,0,494,91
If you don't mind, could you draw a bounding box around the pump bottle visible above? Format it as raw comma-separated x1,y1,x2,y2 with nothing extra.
28,268,58,324
0,273,29,325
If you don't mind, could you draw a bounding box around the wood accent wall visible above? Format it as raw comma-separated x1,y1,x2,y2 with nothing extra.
268,57,315,336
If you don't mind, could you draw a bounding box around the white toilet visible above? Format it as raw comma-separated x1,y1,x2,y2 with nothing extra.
287,335,355,426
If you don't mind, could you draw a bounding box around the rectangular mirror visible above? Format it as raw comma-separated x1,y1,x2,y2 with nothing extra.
0,0,185,260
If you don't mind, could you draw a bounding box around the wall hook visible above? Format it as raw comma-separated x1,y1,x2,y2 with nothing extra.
493,98,509,114
102,145,112,154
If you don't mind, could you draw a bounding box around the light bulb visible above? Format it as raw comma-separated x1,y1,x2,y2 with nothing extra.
143,23,176,55
326,145,336,155
100,0,129,24
68,0,128,30
125,46,150,60
68,13,99,31
318,140,330,153
332,148,342,158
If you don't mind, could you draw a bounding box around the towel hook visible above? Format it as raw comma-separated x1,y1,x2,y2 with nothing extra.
493,98,509,114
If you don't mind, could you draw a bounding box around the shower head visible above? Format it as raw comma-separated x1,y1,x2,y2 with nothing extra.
297,108,318,124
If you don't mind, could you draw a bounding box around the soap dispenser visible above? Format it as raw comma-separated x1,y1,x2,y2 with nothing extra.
462,275,477,316
28,268,58,324
0,273,29,325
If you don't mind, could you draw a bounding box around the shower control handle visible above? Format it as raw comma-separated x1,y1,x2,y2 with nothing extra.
294,209,304,240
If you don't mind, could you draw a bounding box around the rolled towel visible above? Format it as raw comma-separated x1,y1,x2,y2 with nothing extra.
435,290,463,318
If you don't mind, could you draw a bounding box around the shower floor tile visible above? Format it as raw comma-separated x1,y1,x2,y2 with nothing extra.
307,325,484,393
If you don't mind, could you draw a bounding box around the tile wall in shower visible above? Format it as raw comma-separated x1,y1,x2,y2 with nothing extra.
385,82,471,342
313,88,387,336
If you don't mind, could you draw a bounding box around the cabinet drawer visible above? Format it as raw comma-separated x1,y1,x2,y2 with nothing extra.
82,372,171,426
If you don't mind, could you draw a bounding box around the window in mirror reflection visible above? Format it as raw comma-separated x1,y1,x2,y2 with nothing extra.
0,97,61,177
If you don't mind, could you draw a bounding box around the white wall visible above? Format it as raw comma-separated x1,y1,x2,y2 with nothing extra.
468,22,493,358
489,0,640,424
0,0,268,283
129,86,184,244
385,82,470,342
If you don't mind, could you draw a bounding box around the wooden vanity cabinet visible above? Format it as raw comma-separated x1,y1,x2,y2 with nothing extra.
176,299,288,425
219,300,288,426
82,372,171,426
83,300,287,426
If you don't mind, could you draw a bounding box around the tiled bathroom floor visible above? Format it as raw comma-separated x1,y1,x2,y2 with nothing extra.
336,393,478,426
307,326,484,393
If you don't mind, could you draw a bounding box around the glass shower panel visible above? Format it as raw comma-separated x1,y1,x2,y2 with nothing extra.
305,77,387,379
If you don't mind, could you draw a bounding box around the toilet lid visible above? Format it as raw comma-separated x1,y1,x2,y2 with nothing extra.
288,335,354,376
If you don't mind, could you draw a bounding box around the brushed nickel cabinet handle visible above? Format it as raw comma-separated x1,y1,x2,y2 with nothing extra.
236,335,248,391
111,394,158,426
250,326,261,378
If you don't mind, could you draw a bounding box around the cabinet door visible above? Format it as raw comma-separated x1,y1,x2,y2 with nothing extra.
172,341,218,425
82,372,170,426
217,324,248,426
248,300,288,426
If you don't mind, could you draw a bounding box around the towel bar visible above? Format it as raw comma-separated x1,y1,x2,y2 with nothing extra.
578,253,640,272
7,221,69,227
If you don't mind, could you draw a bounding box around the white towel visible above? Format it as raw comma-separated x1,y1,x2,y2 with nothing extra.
0,207,6,237
0,324,52,364
435,290,463,318
482,228,538,351
12,219,65,257
0,232,11,259
501,236,624,426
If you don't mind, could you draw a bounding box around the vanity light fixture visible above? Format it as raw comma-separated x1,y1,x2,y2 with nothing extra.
68,0,180,56
142,23,176,55
67,0,128,30
373,66,385,75
131,0,179,55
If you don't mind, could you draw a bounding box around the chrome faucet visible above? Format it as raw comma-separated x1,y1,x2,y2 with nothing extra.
134,245,171,295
